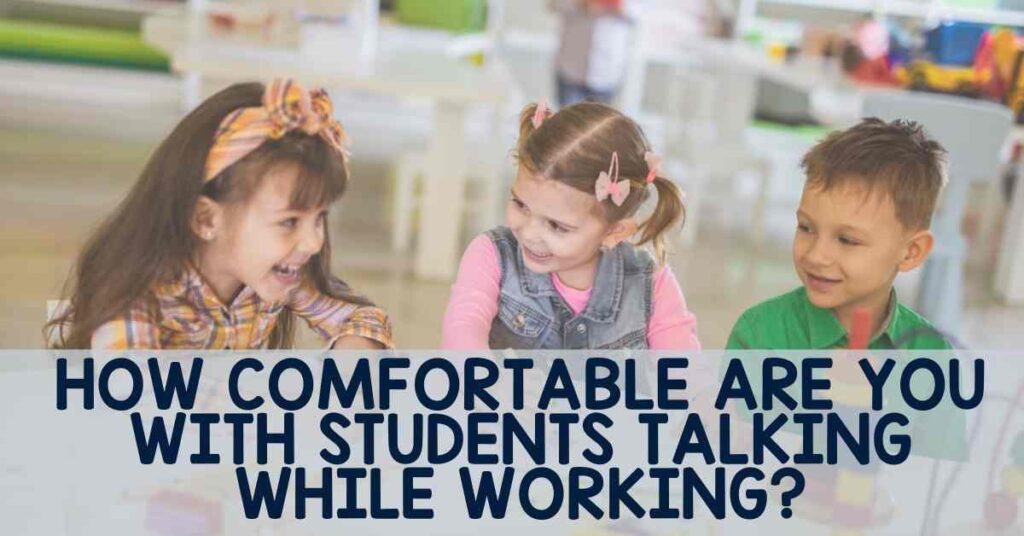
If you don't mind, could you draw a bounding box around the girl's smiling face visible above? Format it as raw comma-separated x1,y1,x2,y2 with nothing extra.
196,163,328,304
506,168,634,289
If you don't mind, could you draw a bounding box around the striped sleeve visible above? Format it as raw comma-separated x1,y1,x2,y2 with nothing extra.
287,279,394,349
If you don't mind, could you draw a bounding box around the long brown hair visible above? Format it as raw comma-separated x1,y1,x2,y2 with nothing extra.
47,82,371,349
515,101,685,263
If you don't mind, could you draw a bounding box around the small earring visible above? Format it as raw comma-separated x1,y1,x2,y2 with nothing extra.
204,231,214,241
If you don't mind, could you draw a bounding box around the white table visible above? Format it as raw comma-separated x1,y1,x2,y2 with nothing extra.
142,12,518,281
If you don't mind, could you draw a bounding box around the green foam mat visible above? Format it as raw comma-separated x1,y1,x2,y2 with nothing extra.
0,17,169,71
752,119,834,141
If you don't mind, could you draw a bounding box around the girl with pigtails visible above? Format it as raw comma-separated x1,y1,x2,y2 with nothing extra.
442,101,699,350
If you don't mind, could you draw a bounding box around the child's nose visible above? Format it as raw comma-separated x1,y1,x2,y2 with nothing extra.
804,237,834,266
297,225,324,255
516,218,540,242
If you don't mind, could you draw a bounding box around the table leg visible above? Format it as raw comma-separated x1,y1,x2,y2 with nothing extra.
414,101,468,280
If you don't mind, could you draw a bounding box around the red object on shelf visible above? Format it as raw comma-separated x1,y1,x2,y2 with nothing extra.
849,56,902,87
592,0,622,10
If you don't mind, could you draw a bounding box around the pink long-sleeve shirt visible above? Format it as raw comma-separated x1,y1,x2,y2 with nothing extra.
442,234,701,350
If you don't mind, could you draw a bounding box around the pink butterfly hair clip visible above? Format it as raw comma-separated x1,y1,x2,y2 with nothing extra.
531,99,549,129
644,151,663,184
595,151,630,206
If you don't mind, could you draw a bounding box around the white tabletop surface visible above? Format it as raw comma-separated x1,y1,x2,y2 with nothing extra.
142,12,516,104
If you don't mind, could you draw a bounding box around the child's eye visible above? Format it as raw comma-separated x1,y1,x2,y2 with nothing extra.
838,236,860,246
511,199,527,212
547,220,568,233
280,217,298,228
797,223,812,233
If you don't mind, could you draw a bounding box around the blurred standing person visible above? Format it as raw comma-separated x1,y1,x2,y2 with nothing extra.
550,0,635,107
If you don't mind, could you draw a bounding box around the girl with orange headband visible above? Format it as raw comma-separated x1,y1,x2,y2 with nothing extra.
47,80,392,350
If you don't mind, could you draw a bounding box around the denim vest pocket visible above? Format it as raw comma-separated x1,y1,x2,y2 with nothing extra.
495,296,551,339
595,328,647,350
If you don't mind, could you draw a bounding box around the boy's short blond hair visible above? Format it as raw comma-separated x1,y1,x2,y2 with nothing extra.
801,118,948,230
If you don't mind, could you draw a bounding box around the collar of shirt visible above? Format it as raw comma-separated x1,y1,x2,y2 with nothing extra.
802,288,899,349
155,264,280,320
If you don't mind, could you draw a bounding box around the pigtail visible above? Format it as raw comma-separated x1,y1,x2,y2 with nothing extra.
635,175,685,264
517,101,553,148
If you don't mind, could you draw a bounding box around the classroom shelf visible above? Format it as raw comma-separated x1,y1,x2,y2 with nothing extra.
758,0,1024,27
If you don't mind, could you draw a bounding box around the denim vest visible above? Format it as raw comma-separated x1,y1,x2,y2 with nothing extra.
486,226,654,349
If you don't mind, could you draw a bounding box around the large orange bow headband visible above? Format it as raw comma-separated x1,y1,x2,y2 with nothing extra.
204,78,350,182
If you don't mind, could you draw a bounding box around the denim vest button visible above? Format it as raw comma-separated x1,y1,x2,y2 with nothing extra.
577,324,587,334
514,313,526,328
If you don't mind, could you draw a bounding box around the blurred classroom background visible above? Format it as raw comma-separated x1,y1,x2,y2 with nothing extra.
1,0,1023,348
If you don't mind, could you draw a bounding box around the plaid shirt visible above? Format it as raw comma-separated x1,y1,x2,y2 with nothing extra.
90,267,392,349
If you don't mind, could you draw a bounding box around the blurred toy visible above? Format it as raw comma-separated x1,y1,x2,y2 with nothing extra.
856,19,889,61
841,20,902,87
1006,52,1024,123
898,26,1024,109
899,60,988,96
925,21,989,67
886,23,914,68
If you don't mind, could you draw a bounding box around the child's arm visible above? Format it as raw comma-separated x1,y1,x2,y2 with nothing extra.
441,234,501,349
90,303,162,349
646,265,701,350
288,279,393,349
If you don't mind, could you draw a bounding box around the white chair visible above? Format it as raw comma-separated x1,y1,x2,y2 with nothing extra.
389,146,511,252
862,90,1014,338
663,62,774,245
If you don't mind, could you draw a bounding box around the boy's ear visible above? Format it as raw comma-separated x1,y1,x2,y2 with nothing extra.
191,195,225,242
601,218,638,248
898,229,934,272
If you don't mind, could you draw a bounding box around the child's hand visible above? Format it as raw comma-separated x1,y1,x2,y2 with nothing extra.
331,336,385,350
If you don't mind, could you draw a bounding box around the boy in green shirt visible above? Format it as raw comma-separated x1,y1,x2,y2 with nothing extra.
727,118,950,350
724,118,965,463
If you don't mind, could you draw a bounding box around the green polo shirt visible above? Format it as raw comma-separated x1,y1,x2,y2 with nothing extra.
724,286,965,461
726,287,951,350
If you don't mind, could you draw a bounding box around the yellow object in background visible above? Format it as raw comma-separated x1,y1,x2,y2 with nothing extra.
824,381,872,407
898,60,989,94
836,470,875,507
767,42,787,63
1001,464,1024,496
